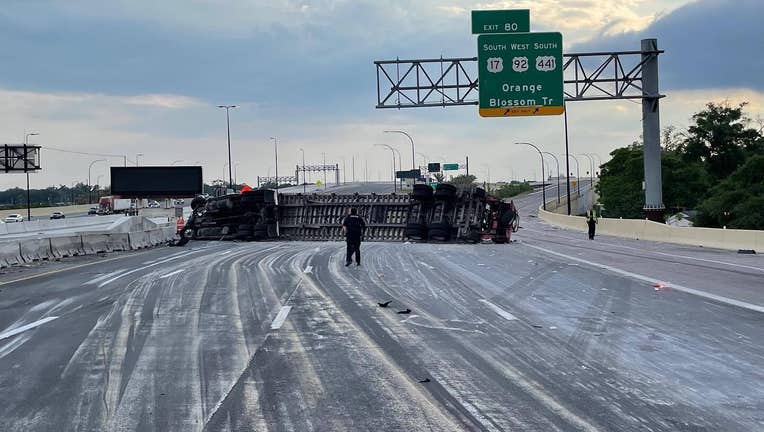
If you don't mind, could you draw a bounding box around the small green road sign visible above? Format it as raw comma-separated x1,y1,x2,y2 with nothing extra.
443,163,460,171
471,10,530,34
478,32,564,117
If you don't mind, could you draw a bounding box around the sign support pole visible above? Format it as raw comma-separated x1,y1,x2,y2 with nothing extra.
641,39,665,222
564,104,572,216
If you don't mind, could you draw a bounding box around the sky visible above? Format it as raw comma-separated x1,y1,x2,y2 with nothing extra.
1,0,762,189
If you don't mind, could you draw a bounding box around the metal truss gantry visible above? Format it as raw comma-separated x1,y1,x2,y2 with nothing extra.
374,39,666,220
295,164,340,185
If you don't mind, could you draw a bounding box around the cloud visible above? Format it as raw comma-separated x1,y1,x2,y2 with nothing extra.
571,0,764,91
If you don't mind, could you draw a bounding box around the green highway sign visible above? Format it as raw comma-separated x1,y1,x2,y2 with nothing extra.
443,163,460,171
471,10,530,34
477,32,564,117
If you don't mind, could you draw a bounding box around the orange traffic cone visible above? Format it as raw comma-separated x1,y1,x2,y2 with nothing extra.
176,216,185,233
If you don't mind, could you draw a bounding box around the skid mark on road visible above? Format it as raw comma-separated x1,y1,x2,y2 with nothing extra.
524,243,764,314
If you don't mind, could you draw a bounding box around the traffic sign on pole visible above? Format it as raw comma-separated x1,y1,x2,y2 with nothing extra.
471,10,530,34
443,163,460,171
478,32,564,117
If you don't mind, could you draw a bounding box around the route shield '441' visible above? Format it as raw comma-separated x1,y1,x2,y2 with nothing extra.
478,32,564,117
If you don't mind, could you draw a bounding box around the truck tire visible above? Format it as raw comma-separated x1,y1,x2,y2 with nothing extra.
412,184,433,201
435,184,457,200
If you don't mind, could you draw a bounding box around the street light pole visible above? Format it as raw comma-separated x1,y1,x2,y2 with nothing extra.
88,159,107,204
135,153,143,166
542,152,561,205
217,104,237,189
271,137,279,193
580,154,595,187
321,152,327,190
299,148,306,193
374,144,397,192
565,154,581,197
515,142,547,211
384,130,415,170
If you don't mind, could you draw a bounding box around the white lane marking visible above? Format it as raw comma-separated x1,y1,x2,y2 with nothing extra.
303,265,313,274
0,316,59,341
0,334,32,359
479,299,518,321
524,243,764,314
159,269,184,279
418,261,435,270
524,227,764,273
269,306,293,330
220,250,234,255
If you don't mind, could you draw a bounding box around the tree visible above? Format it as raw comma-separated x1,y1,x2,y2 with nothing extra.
679,102,762,180
598,146,645,218
447,174,476,186
432,172,445,182
495,181,533,199
695,155,764,229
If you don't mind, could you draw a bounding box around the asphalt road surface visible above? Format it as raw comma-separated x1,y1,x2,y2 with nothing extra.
0,184,762,431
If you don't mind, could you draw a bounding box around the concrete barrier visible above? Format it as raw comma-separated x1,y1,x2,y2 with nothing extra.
128,231,150,249
538,207,764,252
19,238,53,262
0,241,22,267
106,233,131,251
50,236,85,258
81,233,111,254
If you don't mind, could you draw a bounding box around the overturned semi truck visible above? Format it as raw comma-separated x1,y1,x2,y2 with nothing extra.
176,184,519,245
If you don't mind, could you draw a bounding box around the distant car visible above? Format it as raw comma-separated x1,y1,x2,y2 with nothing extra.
88,207,98,215
4,214,24,223
50,211,65,219
173,199,185,206
148,200,160,208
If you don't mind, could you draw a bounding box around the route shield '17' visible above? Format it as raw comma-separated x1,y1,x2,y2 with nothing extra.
478,32,564,117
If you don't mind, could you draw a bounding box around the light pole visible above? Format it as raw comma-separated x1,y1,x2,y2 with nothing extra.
416,152,428,167
565,154,581,197
135,153,144,166
580,154,595,187
542,152,561,204
321,152,327,189
234,162,241,185
88,159,107,204
587,153,603,176
515,142,547,210
24,132,39,220
384,130,415,170
340,156,346,184
374,144,397,192
299,148,306,193
351,155,356,183
217,104,237,188
271,137,279,193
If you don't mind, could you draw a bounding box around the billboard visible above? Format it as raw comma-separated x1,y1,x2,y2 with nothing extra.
110,166,203,197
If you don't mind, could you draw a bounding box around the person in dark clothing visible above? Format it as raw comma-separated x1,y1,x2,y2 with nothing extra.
342,208,366,266
586,210,597,240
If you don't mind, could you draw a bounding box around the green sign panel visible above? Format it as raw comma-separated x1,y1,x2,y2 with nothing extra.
443,163,460,171
477,32,564,117
471,10,530,34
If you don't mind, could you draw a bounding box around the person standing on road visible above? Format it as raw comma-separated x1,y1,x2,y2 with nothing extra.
586,209,598,240
342,207,366,266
